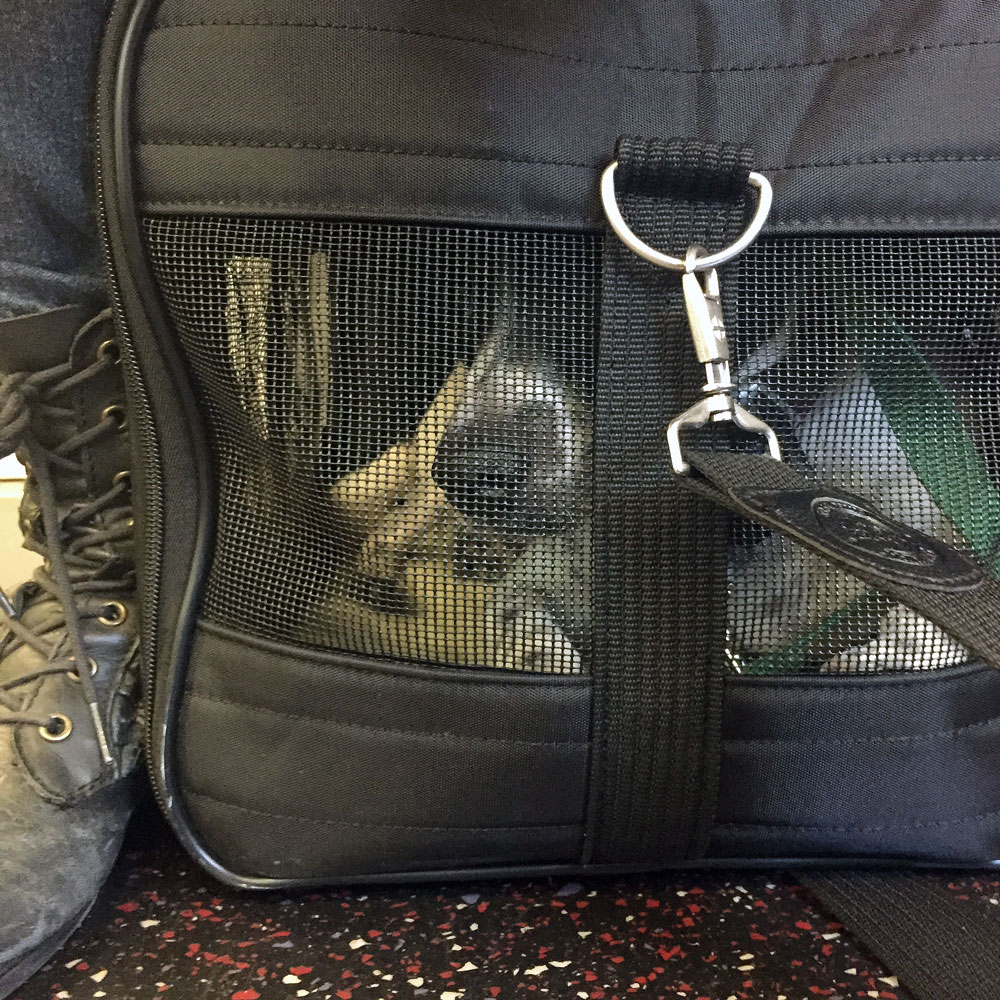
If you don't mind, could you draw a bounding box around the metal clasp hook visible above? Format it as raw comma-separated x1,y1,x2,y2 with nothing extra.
665,246,782,475
682,248,729,389
599,162,783,476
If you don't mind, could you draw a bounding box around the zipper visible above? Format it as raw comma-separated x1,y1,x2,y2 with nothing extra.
93,0,168,814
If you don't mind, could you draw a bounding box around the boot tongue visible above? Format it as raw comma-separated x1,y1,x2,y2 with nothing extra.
0,306,90,373
0,580,66,691
0,310,81,689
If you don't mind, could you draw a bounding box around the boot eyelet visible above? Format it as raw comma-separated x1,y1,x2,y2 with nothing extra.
102,405,127,431
66,656,99,681
97,339,121,365
112,469,131,489
98,602,128,626
39,714,73,742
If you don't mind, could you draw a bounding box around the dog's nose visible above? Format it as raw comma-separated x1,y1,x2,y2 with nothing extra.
432,397,582,536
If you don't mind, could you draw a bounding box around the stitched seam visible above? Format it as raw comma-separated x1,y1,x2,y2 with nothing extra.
733,673,987,696
186,789,578,830
140,202,1000,230
778,216,1000,227
186,689,588,747
142,200,591,225
141,139,592,168
771,154,1000,171
139,140,1000,175
727,713,1000,747
718,806,1000,834
149,20,1000,76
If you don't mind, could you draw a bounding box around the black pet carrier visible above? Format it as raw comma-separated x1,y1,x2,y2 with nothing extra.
94,1,1000,987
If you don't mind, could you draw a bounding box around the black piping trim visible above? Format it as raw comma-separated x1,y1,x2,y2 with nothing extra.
139,199,1000,240
108,0,240,888
141,199,591,228
138,138,1000,175
726,658,991,690
198,617,590,687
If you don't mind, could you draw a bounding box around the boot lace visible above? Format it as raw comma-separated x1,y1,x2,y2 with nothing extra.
0,309,132,766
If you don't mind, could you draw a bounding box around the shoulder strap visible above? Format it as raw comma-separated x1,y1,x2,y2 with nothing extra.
677,448,1000,999
798,870,1000,1000
680,449,1000,669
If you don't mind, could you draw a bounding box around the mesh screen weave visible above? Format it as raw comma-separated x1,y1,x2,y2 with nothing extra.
729,237,1000,673
144,219,598,674
143,219,1000,675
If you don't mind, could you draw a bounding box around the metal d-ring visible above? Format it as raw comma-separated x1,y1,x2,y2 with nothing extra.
600,162,772,272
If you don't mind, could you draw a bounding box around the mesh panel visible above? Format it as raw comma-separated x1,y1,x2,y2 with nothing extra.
731,237,1000,673
143,220,1000,675
143,219,598,673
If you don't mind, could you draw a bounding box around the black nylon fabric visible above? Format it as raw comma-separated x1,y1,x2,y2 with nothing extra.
587,137,749,864
136,0,1000,233
714,663,1000,860
178,622,588,877
182,627,1000,874
800,871,1000,1000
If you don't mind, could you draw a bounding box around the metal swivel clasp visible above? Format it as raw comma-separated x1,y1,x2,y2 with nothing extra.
600,162,782,476
665,247,782,475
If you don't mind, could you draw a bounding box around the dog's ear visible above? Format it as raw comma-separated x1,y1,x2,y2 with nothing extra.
467,301,512,381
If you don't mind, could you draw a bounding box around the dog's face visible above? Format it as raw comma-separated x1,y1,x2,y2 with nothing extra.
328,360,519,606
431,328,590,536
314,320,592,671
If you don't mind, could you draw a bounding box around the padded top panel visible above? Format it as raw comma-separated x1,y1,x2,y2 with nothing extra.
133,0,1000,234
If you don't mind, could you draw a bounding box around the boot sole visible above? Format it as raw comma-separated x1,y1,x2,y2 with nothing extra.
0,898,95,1000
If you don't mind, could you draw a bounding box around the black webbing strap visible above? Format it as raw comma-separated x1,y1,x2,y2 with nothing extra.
677,448,1000,999
680,449,1000,669
586,137,754,864
798,871,1000,1000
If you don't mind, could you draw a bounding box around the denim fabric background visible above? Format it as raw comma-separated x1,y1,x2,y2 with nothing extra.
0,0,112,318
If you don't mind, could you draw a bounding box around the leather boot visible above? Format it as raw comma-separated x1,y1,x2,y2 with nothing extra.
0,305,140,998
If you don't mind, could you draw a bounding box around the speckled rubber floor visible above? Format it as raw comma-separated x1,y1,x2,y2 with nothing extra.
11,806,998,1000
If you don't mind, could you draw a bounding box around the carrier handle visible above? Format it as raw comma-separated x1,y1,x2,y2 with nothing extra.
677,448,1000,672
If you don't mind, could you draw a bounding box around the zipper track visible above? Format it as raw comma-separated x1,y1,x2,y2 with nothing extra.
94,0,167,815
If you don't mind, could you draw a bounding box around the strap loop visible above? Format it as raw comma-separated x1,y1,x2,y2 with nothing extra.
601,163,772,271
586,136,757,864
